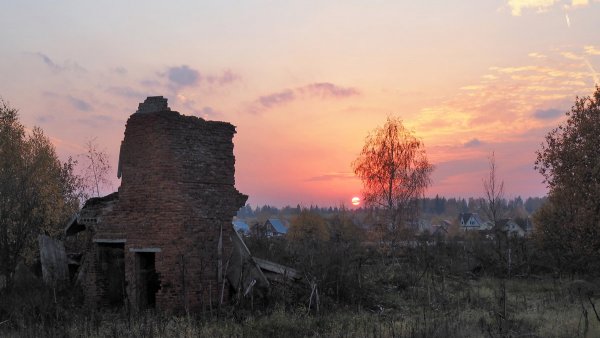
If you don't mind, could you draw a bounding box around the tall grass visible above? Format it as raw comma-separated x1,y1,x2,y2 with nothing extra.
2,277,599,337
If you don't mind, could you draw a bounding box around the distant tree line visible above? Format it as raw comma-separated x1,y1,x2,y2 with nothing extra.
237,196,547,221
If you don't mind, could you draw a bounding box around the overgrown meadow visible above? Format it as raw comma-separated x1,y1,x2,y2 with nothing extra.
2,232,599,337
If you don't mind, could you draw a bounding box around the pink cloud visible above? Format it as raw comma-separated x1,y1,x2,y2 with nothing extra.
464,138,483,147
258,89,296,108
251,82,360,113
164,65,241,88
206,69,240,85
305,172,356,182
300,82,360,98
31,52,86,73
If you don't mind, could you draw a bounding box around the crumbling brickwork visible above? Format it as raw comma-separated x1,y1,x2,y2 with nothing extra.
83,96,247,312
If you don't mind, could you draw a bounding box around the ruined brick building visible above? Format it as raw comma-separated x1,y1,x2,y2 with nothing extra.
66,96,255,312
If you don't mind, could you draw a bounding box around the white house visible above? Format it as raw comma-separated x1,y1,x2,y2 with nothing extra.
459,213,485,231
496,219,526,237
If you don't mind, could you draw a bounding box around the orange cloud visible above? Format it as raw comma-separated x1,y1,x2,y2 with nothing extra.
560,51,583,60
528,52,548,59
414,48,596,150
507,0,597,16
570,0,590,7
507,0,558,16
584,45,600,55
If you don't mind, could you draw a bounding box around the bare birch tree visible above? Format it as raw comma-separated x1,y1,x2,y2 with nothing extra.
481,152,511,321
482,151,504,226
81,138,112,198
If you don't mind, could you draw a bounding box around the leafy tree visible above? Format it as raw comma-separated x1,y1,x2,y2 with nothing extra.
352,117,433,241
288,209,329,243
534,87,600,274
287,210,329,302
0,99,81,289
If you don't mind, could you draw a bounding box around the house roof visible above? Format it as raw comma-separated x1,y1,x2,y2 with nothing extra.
82,191,119,208
228,227,270,290
267,218,288,234
459,213,483,225
232,220,250,234
459,213,472,224
431,224,448,235
64,214,84,237
496,218,514,226
64,192,120,236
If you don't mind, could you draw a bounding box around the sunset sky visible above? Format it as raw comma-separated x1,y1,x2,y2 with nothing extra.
1,1,599,207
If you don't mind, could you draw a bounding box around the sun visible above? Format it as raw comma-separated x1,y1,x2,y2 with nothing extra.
351,196,360,206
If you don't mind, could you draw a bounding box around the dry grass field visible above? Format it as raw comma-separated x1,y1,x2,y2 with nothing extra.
2,276,599,337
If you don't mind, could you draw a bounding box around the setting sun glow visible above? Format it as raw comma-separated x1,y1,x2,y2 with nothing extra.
351,197,360,206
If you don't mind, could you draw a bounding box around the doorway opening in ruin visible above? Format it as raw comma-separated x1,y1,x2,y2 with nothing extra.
97,242,125,307
135,252,160,310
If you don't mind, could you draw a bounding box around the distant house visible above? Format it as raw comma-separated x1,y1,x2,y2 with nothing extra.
459,213,486,231
480,221,493,231
265,218,288,236
495,219,526,237
523,217,534,236
232,220,250,235
413,219,432,233
431,220,452,237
